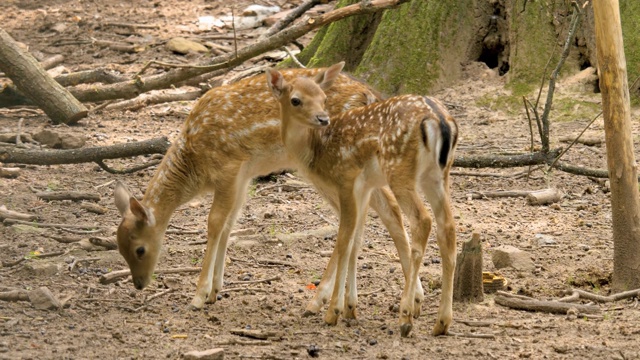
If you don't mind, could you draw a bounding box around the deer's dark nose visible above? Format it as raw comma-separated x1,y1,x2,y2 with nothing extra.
316,115,330,126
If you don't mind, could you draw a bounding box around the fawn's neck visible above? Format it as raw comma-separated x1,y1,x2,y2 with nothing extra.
141,141,197,233
281,118,322,170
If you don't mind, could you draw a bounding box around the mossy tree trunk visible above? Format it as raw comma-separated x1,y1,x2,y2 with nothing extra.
299,0,640,97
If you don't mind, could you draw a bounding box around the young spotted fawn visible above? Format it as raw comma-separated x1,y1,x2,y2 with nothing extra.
267,62,458,336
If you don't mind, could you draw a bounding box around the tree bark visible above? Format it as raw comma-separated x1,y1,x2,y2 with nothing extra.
593,0,640,291
0,28,88,124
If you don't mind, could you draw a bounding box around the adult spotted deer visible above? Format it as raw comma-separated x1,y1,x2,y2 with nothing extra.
114,66,424,317
267,62,458,336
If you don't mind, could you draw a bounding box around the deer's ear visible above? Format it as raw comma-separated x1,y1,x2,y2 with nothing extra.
129,197,156,227
266,69,287,98
114,181,132,216
315,61,345,91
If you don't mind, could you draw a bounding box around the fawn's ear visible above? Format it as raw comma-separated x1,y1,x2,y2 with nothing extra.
266,69,287,99
115,181,132,216
129,196,156,227
314,61,345,91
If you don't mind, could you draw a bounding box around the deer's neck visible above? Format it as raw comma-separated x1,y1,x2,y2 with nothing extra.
141,142,198,233
281,119,321,170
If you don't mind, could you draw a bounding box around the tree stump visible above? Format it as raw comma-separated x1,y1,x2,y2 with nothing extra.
453,232,484,303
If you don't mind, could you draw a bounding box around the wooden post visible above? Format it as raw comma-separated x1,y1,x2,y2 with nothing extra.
593,0,640,291
0,28,87,124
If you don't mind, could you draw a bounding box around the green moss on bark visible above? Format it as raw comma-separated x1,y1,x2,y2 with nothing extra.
620,0,640,90
355,0,475,94
298,0,382,71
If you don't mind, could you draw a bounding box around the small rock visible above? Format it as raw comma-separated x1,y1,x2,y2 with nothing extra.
28,287,61,310
535,233,556,246
492,245,535,272
166,37,208,55
183,348,224,360
24,261,60,277
368,339,378,346
578,244,590,251
33,129,85,149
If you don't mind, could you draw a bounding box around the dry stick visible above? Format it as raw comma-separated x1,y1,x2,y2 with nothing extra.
261,0,323,39
96,159,161,174
145,288,174,303
3,218,107,229
231,6,238,59
15,118,23,147
496,290,535,301
0,205,36,221
451,170,527,178
102,22,160,30
446,331,496,340
45,234,82,244
467,190,537,200
561,288,640,303
55,68,125,87
494,295,600,314
283,46,306,68
547,111,603,172
103,90,202,112
226,275,281,286
99,267,201,284
36,191,100,202
539,3,582,153
522,96,536,181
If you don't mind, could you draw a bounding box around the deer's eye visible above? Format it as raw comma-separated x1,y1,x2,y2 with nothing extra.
291,98,301,106
136,247,145,258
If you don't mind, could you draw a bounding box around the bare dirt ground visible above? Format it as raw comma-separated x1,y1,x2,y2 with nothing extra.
2,1,640,359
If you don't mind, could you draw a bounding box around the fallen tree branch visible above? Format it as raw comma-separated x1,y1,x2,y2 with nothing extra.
95,158,161,174
0,205,36,221
495,295,600,314
559,288,640,303
3,218,107,229
99,267,201,284
0,136,170,165
261,0,323,39
36,191,100,202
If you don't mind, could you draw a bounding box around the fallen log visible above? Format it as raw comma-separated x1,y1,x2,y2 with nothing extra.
0,29,87,124
0,136,170,165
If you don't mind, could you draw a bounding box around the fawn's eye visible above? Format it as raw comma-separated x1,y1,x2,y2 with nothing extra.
291,98,301,106
136,247,145,257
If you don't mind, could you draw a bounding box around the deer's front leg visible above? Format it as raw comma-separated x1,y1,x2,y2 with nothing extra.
325,189,359,326
343,190,371,320
190,173,246,310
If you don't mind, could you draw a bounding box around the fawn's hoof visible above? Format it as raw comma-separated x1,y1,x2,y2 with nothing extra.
324,309,340,326
432,320,449,336
343,306,357,320
302,309,317,318
187,302,204,311
400,323,413,338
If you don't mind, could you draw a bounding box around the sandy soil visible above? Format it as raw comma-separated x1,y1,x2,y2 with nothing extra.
1,1,640,359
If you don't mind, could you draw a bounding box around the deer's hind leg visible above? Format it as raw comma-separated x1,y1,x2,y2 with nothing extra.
370,187,423,318
389,185,432,338
421,175,456,336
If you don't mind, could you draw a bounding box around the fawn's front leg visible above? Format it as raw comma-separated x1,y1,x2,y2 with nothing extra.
324,188,361,326
190,172,248,310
